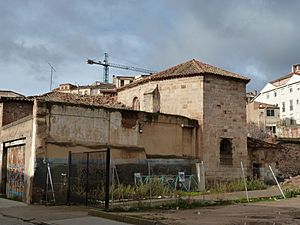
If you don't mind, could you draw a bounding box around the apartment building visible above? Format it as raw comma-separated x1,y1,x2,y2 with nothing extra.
255,64,300,124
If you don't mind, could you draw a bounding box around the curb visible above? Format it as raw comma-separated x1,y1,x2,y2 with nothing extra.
89,209,164,225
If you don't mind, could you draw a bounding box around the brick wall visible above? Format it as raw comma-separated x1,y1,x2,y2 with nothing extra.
2,101,33,126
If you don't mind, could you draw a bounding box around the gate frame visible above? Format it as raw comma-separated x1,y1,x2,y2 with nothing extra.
67,148,110,209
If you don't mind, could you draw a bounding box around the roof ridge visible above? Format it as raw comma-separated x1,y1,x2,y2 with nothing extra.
191,59,204,72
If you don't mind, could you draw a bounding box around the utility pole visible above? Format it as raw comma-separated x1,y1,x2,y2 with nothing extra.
48,63,56,91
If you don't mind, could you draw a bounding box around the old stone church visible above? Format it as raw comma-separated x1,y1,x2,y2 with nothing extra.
118,59,251,181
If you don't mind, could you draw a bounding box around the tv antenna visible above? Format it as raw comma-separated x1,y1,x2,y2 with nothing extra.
48,63,56,91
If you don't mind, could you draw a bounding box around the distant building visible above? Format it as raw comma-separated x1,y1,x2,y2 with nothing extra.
0,90,24,98
246,101,280,135
246,90,257,103
255,64,300,124
112,75,149,88
54,81,116,96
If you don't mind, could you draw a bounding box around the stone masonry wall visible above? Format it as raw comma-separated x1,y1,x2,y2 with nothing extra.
249,142,300,183
203,76,248,180
118,76,204,122
118,75,249,181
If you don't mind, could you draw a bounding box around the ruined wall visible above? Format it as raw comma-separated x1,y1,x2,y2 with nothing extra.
249,142,300,183
45,102,197,159
202,76,248,181
2,101,33,126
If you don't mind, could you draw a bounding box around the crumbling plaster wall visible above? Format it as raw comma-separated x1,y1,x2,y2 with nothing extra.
0,111,34,203
44,102,197,159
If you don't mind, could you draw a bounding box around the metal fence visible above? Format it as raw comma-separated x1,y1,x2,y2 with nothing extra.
67,149,110,208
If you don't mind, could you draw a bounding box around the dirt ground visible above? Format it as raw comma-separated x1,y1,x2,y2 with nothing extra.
125,197,300,225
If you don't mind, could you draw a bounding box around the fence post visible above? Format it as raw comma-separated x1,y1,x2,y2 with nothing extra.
196,161,205,192
241,161,249,202
67,151,71,205
148,161,152,206
86,152,89,206
105,148,111,210
269,165,286,199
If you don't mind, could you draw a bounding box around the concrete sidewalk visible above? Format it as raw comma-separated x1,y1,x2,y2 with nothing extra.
0,187,284,225
0,198,129,225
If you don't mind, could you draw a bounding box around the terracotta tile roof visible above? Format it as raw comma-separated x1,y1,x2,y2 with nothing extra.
0,92,126,108
37,92,127,109
270,72,300,87
247,137,280,149
118,59,250,91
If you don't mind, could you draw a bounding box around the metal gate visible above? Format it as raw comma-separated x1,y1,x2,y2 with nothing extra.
6,145,25,201
68,149,110,208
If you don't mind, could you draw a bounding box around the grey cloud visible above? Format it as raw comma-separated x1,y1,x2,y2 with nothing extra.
1,0,300,95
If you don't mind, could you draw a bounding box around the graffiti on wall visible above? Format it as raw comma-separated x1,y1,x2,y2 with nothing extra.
6,145,25,201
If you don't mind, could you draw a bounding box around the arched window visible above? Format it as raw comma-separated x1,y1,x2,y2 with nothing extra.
132,97,140,110
220,138,233,165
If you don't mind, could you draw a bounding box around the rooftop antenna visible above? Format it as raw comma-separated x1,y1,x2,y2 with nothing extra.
48,63,56,91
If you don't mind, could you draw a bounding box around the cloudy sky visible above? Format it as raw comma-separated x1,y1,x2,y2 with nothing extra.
1,0,299,96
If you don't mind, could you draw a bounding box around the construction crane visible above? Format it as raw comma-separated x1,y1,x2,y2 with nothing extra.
87,53,155,83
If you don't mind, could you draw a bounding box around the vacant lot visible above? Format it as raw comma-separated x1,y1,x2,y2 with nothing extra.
125,197,300,225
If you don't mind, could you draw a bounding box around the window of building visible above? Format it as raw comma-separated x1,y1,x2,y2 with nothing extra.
266,94,269,99
281,88,285,95
274,92,277,97
267,109,275,116
266,126,276,134
220,138,233,166
282,102,285,112
290,100,293,111
120,80,125,87
132,97,140,110
290,87,293,93
291,115,295,125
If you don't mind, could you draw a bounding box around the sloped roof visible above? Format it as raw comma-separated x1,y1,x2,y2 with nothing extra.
270,72,300,87
118,59,250,91
36,92,126,108
247,137,280,149
0,92,127,109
